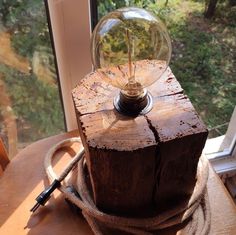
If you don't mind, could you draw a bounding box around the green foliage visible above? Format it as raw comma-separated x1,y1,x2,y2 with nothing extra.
0,0,64,142
215,3,236,26
97,0,156,19
0,64,64,141
0,0,51,58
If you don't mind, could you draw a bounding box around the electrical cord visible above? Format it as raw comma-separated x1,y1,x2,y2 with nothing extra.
30,137,84,212
31,137,211,235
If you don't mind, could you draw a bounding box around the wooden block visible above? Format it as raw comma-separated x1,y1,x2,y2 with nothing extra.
72,67,208,215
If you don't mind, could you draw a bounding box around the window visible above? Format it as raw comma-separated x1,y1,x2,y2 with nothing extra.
45,0,92,131
0,0,66,158
2,0,234,164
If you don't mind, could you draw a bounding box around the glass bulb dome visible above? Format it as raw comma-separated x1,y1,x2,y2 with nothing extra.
91,7,172,98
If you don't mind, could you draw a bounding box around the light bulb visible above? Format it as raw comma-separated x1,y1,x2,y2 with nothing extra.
91,7,172,116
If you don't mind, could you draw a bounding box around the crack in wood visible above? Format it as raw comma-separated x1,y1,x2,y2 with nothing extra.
154,90,184,99
76,108,115,117
144,114,162,207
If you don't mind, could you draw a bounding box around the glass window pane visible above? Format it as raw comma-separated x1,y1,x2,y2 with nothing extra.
96,0,235,139
0,1,65,158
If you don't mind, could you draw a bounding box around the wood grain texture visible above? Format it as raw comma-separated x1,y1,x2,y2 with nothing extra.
72,65,208,214
148,67,183,97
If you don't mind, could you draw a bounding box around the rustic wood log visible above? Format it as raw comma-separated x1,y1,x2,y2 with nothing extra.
72,66,208,215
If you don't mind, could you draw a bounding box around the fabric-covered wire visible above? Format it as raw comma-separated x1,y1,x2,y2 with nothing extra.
44,137,211,235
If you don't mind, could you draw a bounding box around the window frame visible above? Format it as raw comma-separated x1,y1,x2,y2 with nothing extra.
45,0,93,131
205,107,236,176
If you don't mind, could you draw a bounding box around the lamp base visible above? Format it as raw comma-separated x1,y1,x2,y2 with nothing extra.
114,90,153,116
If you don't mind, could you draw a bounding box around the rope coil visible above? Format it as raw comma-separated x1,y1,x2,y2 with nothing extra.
44,137,211,235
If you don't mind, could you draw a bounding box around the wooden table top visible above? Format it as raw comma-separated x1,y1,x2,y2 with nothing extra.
0,131,236,235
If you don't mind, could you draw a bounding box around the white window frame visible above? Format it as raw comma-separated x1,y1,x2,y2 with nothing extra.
204,107,236,177
46,0,92,131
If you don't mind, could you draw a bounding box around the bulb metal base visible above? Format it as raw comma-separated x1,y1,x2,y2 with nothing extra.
114,90,153,116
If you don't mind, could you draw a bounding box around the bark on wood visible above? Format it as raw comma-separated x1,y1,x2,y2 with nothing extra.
72,66,208,215
204,0,218,18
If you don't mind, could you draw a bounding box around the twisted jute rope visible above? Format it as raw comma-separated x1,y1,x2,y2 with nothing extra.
44,137,211,235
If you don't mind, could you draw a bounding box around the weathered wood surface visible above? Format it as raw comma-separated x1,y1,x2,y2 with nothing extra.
72,67,208,215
